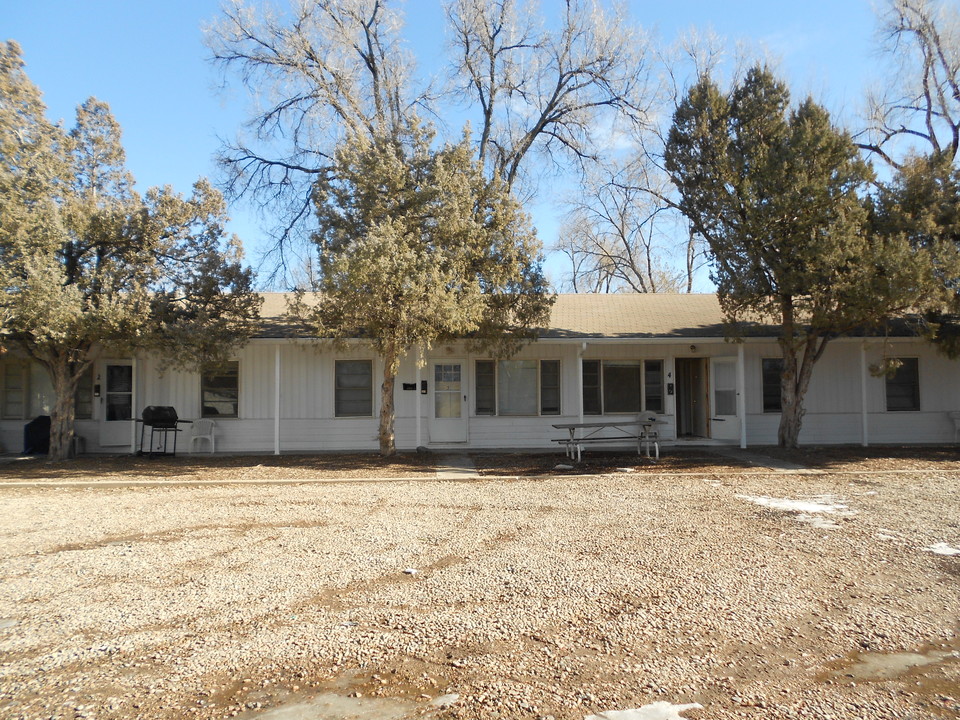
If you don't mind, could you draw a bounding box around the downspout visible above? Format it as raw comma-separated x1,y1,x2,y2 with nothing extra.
737,344,747,449
274,344,281,455
860,342,869,447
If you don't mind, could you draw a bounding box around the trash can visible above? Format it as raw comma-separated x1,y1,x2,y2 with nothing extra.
23,415,51,455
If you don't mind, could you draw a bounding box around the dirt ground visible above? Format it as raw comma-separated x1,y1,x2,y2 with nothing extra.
0,447,958,720
2,444,958,483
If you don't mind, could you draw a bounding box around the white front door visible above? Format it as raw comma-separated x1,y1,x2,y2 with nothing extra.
709,357,740,441
99,361,136,448
430,361,467,443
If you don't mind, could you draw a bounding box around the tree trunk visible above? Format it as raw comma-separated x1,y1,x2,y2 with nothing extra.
777,343,802,449
378,342,399,457
777,331,827,449
47,359,80,462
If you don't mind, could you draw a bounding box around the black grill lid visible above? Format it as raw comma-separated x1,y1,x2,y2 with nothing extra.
142,406,179,427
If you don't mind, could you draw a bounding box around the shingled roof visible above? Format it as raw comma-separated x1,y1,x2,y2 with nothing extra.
541,293,732,338
255,292,747,339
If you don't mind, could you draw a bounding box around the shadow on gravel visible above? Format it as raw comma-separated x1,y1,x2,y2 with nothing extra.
0,445,957,482
756,444,960,471
0,452,438,481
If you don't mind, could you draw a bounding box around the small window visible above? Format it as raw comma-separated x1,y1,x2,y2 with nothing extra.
582,360,602,415
644,360,664,414
762,358,783,413
201,361,239,418
582,360,663,415
335,360,373,417
885,357,920,411
475,360,496,415
540,360,561,415
75,368,94,420
2,362,27,420
474,359,560,416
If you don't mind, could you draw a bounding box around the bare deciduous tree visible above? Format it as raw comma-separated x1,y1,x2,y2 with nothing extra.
205,0,427,281
862,0,960,166
556,158,683,293
445,0,654,189
557,27,743,294
208,0,659,286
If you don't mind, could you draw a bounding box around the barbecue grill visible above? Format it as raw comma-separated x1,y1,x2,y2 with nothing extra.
139,406,185,457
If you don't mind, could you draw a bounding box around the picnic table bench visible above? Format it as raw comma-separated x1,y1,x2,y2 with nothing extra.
552,417,665,461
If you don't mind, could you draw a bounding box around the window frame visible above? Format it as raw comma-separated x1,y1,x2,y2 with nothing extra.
761,358,783,413
582,359,664,415
334,359,374,418
1,361,29,420
884,357,920,412
200,361,240,419
474,359,561,417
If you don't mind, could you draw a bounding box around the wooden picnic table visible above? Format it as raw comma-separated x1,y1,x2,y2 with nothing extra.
552,417,666,461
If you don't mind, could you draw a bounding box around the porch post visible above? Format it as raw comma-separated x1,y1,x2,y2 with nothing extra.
415,361,422,448
860,342,869,447
130,357,138,455
274,344,281,455
737,344,747,449
578,342,587,423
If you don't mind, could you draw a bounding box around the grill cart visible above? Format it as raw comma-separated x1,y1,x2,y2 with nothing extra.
139,406,190,457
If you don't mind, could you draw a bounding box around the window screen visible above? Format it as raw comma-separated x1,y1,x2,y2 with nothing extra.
202,361,239,418
498,360,538,416
762,358,783,413
335,360,373,417
885,357,919,411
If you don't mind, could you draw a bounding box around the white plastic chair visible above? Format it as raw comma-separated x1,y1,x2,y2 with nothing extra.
190,419,216,453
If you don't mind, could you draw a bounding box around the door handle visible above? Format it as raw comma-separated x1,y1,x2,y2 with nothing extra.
711,417,726,421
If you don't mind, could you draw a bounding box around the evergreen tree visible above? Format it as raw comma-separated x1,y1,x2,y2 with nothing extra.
0,42,261,460
299,123,553,455
665,66,933,448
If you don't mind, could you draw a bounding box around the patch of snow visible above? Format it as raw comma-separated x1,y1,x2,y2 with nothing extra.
796,513,840,530
429,693,460,708
737,494,858,530
585,702,704,720
737,494,854,517
924,542,960,556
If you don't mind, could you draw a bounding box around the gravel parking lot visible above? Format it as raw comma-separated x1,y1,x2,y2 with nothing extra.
0,451,958,720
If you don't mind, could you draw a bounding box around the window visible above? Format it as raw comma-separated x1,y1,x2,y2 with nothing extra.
474,359,560,416
335,360,373,417
582,359,663,415
75,368,94,420
475,361,496,415
644,360,664,414
885,357,920,411
2,362,27,419
762,358,783,413
201,361,239,418
540,360,561,415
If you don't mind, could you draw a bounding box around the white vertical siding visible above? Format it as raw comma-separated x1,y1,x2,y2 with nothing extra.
743,339,960,446
2,335,958,455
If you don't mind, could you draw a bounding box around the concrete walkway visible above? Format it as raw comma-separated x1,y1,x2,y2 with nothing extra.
434,454,480,480
708,447,819,472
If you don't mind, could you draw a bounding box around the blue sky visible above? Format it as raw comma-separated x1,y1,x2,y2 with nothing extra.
7,0,882,289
